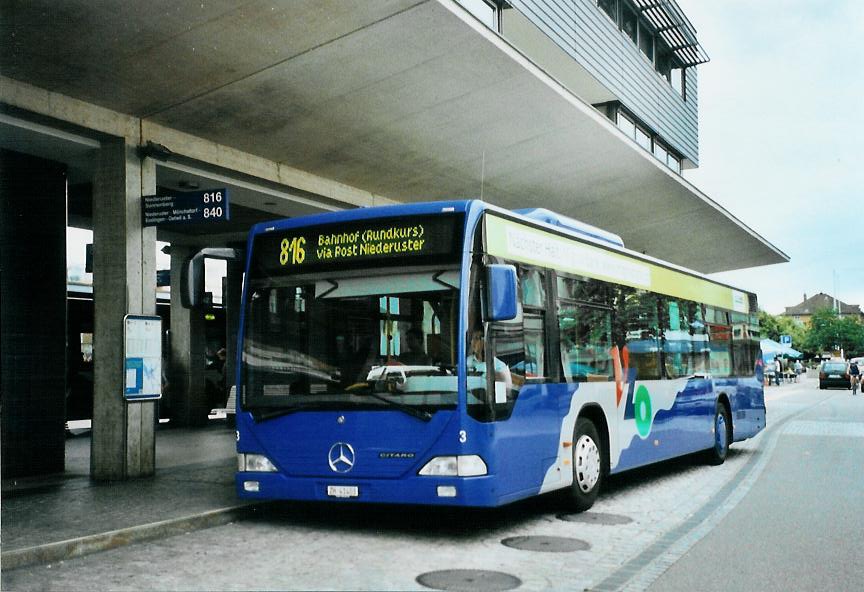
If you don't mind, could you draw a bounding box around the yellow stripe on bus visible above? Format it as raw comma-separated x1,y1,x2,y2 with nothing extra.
485,215,747,312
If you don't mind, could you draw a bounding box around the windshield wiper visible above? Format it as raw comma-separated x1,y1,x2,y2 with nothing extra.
351,385,432,422
250,393,432,423
251,402,324,423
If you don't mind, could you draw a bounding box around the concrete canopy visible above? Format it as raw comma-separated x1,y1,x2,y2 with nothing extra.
0,0,787,272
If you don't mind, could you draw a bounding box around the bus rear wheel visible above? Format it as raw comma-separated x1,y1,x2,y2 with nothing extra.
705,401,731,466
568,417,603,512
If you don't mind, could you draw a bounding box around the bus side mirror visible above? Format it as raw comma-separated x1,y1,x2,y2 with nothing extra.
181,247,244,309
485,264,518,322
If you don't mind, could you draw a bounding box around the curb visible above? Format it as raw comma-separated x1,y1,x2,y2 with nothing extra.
1,503,269,571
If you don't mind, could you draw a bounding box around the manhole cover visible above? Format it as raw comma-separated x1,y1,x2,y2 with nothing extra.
501,535,590,552
557,511,633,525
416,569,522,592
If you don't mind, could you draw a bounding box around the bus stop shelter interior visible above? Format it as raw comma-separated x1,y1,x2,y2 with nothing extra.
0,0,787,483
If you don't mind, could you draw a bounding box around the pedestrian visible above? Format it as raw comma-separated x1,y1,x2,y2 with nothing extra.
774,357,782,386
850,359,860,395
794,359,803,382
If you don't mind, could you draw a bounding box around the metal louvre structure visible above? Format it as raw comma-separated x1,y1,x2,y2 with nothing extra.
633,0,710,67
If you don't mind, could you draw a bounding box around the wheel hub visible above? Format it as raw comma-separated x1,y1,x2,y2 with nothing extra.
715,413,728,453
574,434,600,492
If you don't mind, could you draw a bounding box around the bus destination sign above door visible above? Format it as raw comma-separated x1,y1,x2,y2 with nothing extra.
250,213,465,278
142,188,230,227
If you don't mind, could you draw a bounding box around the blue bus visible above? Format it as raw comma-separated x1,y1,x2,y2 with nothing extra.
183,200,765,510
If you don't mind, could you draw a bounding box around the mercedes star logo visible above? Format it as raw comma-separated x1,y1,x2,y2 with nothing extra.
328,442,355,473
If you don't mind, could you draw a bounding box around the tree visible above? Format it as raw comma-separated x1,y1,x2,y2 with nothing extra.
758,311,807,350
802,308,864,357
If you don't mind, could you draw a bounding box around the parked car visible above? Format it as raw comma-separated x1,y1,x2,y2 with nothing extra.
819,360,850,390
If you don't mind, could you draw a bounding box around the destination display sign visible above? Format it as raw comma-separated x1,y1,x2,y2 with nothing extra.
142,188,230,227
250,214,464,278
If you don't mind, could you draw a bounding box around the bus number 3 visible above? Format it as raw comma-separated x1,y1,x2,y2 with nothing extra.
280,237,306,266
459,430,467,444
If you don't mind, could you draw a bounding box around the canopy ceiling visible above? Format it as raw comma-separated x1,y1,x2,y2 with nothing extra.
0,0,787,272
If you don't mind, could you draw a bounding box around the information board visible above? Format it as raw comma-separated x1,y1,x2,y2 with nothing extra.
124,315,162,401
142,188,230,227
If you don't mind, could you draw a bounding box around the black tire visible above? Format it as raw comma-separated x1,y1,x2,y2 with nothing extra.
567,417,604,512
705,401,731,466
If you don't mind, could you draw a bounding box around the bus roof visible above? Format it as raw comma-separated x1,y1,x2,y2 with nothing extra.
512,208,624,248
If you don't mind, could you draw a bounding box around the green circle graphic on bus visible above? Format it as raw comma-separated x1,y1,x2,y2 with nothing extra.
634,385,653,438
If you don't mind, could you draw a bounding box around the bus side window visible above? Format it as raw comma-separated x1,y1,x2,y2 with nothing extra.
706,307,732,378
522,268,545,308
489,264,549,388
520,267,547,383
556,275,613,383
730,311,757,376
691,303,709,374
615,288,661,380
660,297,701,379
492,320,523,389
747,312,761,374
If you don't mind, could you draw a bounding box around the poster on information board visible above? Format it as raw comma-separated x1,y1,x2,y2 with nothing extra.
123,315,162,401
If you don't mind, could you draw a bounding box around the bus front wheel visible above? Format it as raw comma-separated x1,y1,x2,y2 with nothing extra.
568,417,603,512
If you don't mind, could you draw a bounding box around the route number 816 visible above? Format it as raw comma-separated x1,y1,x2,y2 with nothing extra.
280,237,306,265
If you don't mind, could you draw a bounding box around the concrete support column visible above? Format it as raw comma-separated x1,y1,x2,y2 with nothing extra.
91,138,157,480
169,246,207,427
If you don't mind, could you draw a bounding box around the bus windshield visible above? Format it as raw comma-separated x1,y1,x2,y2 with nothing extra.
242,268,461,416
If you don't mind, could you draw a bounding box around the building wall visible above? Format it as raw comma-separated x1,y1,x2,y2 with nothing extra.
505,0,699,165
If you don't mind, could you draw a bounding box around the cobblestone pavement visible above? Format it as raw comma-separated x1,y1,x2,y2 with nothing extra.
3,380,826,592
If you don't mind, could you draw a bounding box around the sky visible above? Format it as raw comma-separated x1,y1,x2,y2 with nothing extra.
677,0,864,314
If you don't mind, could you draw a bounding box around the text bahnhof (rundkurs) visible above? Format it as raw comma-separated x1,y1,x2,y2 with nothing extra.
314,224,427,258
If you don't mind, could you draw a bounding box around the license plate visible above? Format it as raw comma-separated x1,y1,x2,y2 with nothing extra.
829,374,840,378
327,485,359,498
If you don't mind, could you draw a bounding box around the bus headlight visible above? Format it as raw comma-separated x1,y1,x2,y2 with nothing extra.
238,453,278,472
418,455,487,477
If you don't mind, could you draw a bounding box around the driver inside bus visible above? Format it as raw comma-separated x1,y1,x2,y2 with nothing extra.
467,328,512,391
399,327,432,366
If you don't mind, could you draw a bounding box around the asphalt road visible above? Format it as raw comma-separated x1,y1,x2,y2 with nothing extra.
648,385,864,592
5,378,862,591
